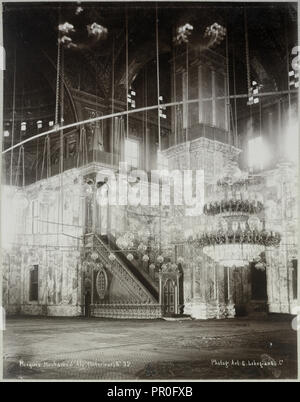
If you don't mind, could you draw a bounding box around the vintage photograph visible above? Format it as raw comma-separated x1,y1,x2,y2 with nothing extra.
1,1,299,381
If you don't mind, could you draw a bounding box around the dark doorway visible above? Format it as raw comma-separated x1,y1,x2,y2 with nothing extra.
178,264,184,315
251,262,267,301
84,291,91,318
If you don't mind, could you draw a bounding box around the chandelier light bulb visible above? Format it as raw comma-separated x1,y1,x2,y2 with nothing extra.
157,255,164,264
127,253,134,261
91,252,98,261
232,221,238,232
109,253,116,261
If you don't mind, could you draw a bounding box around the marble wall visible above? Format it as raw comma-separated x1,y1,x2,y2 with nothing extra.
3,244,83,317
2,143,298,319
163,139,298,319
2,169,84,316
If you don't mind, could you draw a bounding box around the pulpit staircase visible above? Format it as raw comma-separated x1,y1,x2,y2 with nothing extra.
100,233,159,300
84,233,162,319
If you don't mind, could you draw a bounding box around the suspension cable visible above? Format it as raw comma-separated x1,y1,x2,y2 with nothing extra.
285,13,292,119
4,90,296,156
145,64,148,169
77,127,82,168
35,134,39,182
55,48,61,127
10,44,17,186
60,47,64,176
41,136,46,180
21,145,25,187
55,31,61,126
244,7,251,96
233,46,238,146
185,42,189,144
225,24,231,145
155,4,161,151
111,33,115,165
47,136,51,178
40,134,50,180
142,67,145,168
59,49,64,170
84,126,88,165
244,6,254,142
173,28,177,146
14,145,22,186
259,101,262,137
125,7,129,139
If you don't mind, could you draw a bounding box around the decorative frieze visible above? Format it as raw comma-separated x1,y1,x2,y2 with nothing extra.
163,137,241,160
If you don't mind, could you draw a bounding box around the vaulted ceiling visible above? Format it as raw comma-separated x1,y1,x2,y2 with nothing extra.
3,2,298,136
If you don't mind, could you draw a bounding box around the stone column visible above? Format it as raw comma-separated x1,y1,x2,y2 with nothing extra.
91,268,94,306
182,71,188,131
174,283,178,315
224,73,229,132
190,255,217,320
145,128,150,171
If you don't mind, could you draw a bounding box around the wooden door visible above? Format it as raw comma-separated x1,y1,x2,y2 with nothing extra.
164,279,175,315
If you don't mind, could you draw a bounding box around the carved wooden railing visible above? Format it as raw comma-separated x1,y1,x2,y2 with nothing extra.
89,233,159,304
103,233,159,293
91,303,163,319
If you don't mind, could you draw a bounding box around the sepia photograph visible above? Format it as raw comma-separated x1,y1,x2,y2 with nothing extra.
0,0,299,383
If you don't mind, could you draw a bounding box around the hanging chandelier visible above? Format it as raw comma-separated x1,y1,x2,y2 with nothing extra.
194,161,281,268
113,229,184,270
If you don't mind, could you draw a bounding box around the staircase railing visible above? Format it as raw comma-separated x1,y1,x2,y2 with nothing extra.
92,233,159,303
104,233,159,293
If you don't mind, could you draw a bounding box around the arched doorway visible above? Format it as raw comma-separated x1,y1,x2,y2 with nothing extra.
83,268,92,318
249,261,268,316
251,262,267,301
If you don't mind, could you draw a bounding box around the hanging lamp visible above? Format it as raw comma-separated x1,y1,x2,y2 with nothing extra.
196,161,281,268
